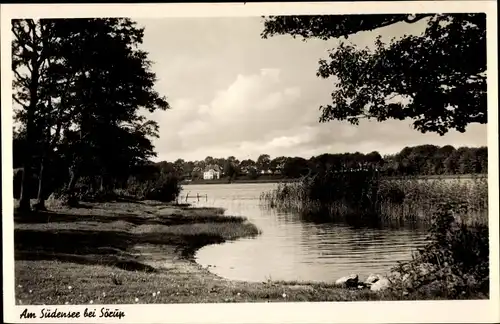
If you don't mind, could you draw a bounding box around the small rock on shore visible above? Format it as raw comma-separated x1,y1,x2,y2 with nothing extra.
335,274,359,288
370,277,391,291
365,273,381,285
334,273,391,291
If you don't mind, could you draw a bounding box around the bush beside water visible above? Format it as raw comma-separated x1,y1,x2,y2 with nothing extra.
48,172,182,204
119,173,182,202
389,202,489,298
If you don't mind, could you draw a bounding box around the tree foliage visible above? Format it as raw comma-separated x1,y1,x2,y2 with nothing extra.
256,154,271,172
12,18,171,209
261,14,487,135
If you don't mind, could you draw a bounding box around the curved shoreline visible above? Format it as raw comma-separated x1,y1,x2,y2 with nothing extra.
14,200,478,304
147,205,393,292
174,221,262,283
175,219,262,264
181,222,391,289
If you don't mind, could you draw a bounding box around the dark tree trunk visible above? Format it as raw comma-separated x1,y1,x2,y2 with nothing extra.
64,163,80,207
33,158,47,211
100,174,105,191
17,20,44,213
36,98,63,210
18,162,33,212
67,165,78,193
17,65,40,213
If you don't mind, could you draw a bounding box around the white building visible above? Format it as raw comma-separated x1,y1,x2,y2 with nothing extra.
203,165,221,180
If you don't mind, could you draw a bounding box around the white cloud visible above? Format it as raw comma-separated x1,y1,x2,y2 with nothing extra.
152,68,318,159
137,17,487,162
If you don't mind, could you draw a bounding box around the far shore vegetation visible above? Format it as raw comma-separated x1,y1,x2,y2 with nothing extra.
153,144,487,184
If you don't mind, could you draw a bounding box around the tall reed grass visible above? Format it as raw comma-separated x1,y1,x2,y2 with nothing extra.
378,176,488,226
260,171,488,227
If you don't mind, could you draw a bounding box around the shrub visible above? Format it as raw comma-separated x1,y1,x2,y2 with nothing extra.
122,172,181,202
390,202,489,298
45,172,182,204
52,176,119,203
145,172,182,202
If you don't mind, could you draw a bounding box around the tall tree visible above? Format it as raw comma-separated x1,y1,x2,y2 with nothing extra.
476,147,488,174
204,156,215,167
58,19,168,203
457,147,474,174
12,18,169,209
431,145,456,174
262,14,486,135
256,154,271,172
12,19,57,211
365,151,383,169
223,160,238,180
443,149,461,174
173,159,185,177
240,159,256,173
270,156,287,174
283,157,310,178
226,156,239,165
183,161,195,179
408,145,440,175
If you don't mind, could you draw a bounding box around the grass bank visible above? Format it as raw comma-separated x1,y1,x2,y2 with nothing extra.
13,199,472,305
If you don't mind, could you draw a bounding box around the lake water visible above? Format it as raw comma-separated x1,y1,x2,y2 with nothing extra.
182,183,429,283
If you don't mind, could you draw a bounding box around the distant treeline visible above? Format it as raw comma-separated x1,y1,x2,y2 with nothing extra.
157,145,487,180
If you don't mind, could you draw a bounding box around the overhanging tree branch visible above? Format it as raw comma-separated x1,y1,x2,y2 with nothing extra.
262,13,486,135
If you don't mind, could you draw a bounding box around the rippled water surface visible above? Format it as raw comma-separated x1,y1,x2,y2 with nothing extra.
183,183,428,283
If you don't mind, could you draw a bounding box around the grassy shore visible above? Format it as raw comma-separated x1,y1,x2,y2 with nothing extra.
12,199,467,305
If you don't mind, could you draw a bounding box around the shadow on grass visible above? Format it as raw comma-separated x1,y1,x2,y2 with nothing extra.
14,218,251,273
14,228,158,272
14,200,257,274
15,210,156,226
14,208,235,227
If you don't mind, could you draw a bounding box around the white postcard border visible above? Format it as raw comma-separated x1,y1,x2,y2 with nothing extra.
2,2,499,323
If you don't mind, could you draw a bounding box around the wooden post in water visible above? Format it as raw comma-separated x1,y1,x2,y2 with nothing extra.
197,193,200,202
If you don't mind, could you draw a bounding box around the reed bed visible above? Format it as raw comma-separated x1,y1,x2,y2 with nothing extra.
378,177,488,226
260,172,488,227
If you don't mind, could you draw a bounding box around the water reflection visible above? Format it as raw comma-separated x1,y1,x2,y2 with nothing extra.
183,183,428,283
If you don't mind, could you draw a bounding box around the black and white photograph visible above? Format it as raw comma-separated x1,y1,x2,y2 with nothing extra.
2,2,499,323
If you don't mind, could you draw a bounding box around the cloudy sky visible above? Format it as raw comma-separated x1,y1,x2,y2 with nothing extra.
135,16,487,163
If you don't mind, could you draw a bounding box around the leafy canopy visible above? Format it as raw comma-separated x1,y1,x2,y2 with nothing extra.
262,14,486,135
12,18,170,203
